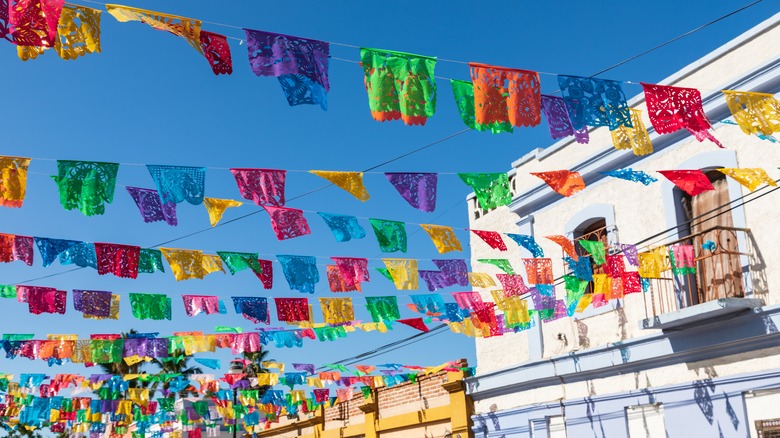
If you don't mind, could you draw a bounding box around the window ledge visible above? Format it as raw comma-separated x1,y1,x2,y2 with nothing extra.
639,298,765,331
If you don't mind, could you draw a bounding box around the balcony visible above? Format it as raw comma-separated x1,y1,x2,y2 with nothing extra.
639,226,765,330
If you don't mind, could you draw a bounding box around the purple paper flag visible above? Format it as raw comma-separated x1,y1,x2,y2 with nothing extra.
384,173,438,212
73,290,112,317
293,363,315,375
541,95,589,144
433,259,469,287
419,270,449,291
126,187,177,226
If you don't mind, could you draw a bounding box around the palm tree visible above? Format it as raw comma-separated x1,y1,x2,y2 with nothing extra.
150,349,203,399
242,347,272,397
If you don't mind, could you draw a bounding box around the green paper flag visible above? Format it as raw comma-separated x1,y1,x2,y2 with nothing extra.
324,364,350,373
563,275,588,315
217,251,262,275
90,339,124,364
376,267,394,282
369,219,407,253
138,248,165,274
361,386,372,399
458,173,512,209
314,326,348,342
51,160,119,216
129,293,172,321
451,79,513,133
579,240,606,265
477,259,515,274
360,48,437,126
365,296,401,323
0,284,17,298
2,334,34,341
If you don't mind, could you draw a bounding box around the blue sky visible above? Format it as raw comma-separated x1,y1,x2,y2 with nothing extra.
0,0,776,379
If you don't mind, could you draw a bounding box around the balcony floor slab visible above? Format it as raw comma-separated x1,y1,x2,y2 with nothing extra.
639,298,765,330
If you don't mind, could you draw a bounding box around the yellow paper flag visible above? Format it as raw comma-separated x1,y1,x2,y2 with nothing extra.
723,90,780,136
383,258,419,290
106,4,202,54
0,156,31,208
718,168,776,192
469,272,496,288
319,298,354,324
203,197,243,227
160,248,224,280
309,171,370,201
420,224,462,254
611,109,653,156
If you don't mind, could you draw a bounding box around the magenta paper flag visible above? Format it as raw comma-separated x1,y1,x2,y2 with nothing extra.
182,295,220,317
0,234,34,266
384,173,438,212
331,257,370,289
452,291,484,311
26,287,67,315
497,274,529,296
265,206,311,240
230,168,286,206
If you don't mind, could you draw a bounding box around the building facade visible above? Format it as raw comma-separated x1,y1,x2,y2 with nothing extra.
465,13,780,438
252,360,473,438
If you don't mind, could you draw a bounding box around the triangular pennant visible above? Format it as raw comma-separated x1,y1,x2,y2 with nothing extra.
470,229,507,251
477,259,514,274
203,197,242,227
105,4,202,53
722,90,780,137
420,224,462,254
309,171,370,201
717,168,776,192
397,318,429,333
384,172,438,212
657,170,715,196
578,240,606,265
545,235,578,260
531,170,585,196
458,173,511,209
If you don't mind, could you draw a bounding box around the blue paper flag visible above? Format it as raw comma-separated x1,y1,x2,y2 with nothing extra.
601,168,658,186
317,212,366,242
194,358,221,370
277,255,320,294
506,234,544,257
146,165,206,205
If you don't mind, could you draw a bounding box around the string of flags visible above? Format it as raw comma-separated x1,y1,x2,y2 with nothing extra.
0,359,471,434
0,2,777,144
3,156,778,224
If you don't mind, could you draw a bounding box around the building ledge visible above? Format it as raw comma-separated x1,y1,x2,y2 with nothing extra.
639,298,765,330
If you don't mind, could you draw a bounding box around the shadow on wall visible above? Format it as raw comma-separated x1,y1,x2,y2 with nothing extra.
747,232,769,296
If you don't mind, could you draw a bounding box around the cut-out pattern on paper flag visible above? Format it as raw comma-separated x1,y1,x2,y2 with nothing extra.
638,247,668,278
641,83,721,147
601,167,657,185
541,95,589,144
105,4,202,53
94,243,140,279
383,259,418,290
232,297,269,324
459,172,511,210
452,292,484,312
419,270,449,291
126,186,177,226
496,273,529,296
230,168,286,207
469,63,541,129
318,212,366,242
203,197,242,227
657,170,715,196
420,224,462,254
470,229,507,251
621,244,639,267
450,79,513,133
51,160,118,216
309,171,370,202
20,5,101,61
138,248,164,274
722,90,780,136
434,259,469,287
611,109,653,156
523,258,554,284
506,234,544,257
265,206,311,240
199,30,231,75
129,293,171,321
83,294,118,320
718,168,776,192
365,296,400,323
34,237,78,267
319,298,354,325
558,76,631,130
531,170,585,197
565,256,593,282
254,259,273,289
545,235,578,260
182,295,220,317
477,258,514,274
244,29,330,110
217,251,262,275
578,240,605,265
23,286,66,315
0,234,34,266
147,165,206,206
332,257,370,289
361,48,437,126
563,275,588,316
327,265,360,292
8,0,65,47
159,248,222,281
0,156,31,208
274,298,309,323
369,219,407,253
410,294,446,314
468,272,496,288
73,289,111,317
623,271,642,294
59,242,96,269
277,255,319,294
669,245,696,275
605,254,625,278
384,172,438,212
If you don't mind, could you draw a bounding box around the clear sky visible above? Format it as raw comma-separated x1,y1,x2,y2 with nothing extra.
0,0,776,379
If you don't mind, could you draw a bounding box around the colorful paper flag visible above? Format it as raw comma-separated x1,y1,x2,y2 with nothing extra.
309,171,370,201
531,170,585,197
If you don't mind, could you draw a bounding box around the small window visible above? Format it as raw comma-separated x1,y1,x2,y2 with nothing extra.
626,404,666,438
547,415,567,438
745,389,780,438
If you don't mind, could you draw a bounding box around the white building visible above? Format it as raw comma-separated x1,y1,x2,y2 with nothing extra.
465,12,780,438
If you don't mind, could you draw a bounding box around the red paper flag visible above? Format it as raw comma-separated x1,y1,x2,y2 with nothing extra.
397,318,429,332
531,170,586,196
94,243,140,279
658,170,715,196
254,259,273,289
470,229,507,251
199,30,232,75
641,83,721,147
274,298,309,322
